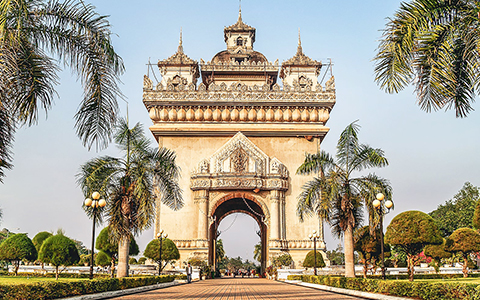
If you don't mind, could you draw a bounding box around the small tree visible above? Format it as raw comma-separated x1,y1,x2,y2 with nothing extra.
424,239,452,273
0,234,37,275
38,234,80,279
385,210,442,281
303,250,326,269
32,232,53,253
326,244,345,265
272,253,293,268
354,226,390,278
430,182,479,237
95,251,111,267
144,238,180,273
95,227,139,278
138,257,147,265
388,246,407,268
129,257,138,265
473,199,480,230
32,231,53,268
445,228,480,277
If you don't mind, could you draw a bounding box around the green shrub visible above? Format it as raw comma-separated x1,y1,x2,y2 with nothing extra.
38,234,80,280
286,275,480,300
129,257,138,265
0,275,175,300
96,251,112,267
303,250,326,268
138,257,147,264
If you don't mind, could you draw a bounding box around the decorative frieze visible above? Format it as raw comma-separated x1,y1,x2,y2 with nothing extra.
172,239,208,249
191,133,289,192
148,105,330,124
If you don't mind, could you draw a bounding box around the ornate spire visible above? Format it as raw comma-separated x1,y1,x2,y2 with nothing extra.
178,28,183,53
238,0,242,23
297,28,303,55
281,31,322,70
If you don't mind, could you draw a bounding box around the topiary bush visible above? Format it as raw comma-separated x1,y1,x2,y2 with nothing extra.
303,250,326,268
445,228,480,277
0,234,37,275
96,251,112,267
385,210,443,281
38,234,80,279
129,257,138,265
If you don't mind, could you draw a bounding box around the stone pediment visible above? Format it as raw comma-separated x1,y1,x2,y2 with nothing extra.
191,132,288,191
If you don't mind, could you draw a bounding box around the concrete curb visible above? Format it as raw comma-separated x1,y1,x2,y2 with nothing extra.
61,280,182,300
284,280,412,300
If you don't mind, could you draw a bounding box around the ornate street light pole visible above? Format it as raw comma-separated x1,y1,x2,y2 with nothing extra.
372,193,393,280
309,230,320,276
84,191,106,280
156,230,168,275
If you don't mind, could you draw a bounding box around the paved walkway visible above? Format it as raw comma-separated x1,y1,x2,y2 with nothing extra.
110,277,366,300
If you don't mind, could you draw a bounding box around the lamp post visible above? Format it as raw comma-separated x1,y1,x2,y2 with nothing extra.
84,191,106,280
372,193,393,280
156,230,168,275
308,230,320,275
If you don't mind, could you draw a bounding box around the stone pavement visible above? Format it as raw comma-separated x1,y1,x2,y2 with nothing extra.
110,277,366,300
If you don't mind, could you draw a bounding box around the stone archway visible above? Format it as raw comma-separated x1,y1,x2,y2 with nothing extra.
208,195,268,274
190,133,289,274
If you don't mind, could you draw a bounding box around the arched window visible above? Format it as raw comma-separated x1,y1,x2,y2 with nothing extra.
237,37,243,46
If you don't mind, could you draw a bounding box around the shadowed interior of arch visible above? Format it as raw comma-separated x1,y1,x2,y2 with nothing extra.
209,197,267,274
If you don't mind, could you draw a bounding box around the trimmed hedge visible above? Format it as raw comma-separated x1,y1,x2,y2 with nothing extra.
368,273,480,280
6,272,110,279
0,275,175,300
287,275,480,300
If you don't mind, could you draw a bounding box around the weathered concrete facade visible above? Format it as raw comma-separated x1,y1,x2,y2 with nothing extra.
143,10,335,271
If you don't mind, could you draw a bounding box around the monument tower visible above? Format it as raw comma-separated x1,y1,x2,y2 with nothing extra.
143,9,336,272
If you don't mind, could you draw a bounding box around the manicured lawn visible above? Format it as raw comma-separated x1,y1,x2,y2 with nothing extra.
0,275,89,285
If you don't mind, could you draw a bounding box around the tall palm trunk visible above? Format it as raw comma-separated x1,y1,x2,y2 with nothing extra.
344,225,356,277
116,235,130,277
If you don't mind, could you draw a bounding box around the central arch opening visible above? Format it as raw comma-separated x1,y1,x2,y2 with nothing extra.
208,197,267,275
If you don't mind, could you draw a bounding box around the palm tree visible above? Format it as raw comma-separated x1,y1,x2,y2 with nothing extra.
0,0,124,182
253,242,261,263
216,239,225,267
374,0,479,118
77,118,183,277
296,121,392,277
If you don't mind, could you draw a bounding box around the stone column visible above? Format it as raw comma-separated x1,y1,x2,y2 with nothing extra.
269,190,280,242
280,192,286,240
196,190,209,243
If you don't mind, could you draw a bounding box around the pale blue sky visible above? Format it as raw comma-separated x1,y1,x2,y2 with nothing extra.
1,0,479,262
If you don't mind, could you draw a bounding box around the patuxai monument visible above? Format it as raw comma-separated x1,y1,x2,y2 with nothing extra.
142,8,336,273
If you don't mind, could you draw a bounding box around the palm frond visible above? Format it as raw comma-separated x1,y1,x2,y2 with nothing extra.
349,144,389,173
33,0,125,150
76,156,122,197
0,104,15,183
296,177,329,222
352,174,393,232
152,147,183,210
374,0,479,117
336,121,360,170
296,150,334,176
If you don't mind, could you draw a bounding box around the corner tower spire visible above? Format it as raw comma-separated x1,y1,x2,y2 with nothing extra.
177,28,183,53
238,0,242,23
297,28,303,55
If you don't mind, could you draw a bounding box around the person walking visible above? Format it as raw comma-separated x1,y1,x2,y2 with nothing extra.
186,263,193,283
